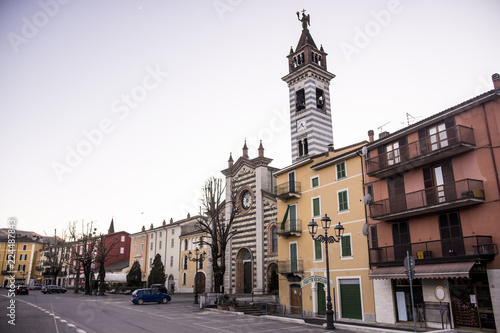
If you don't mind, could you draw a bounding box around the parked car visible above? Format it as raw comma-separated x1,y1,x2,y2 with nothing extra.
15,285,29,295
150,283,168,293
31,284,42,290
41,285,67,294
131,288,171,305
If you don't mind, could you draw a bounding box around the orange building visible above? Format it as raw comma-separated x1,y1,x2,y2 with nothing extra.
364,74,500,330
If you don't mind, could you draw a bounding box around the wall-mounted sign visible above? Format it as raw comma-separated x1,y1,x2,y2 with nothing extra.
300,275,334,288
435,286,446,301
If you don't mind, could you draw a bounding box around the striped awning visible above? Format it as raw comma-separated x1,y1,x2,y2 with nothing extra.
369,262,476,280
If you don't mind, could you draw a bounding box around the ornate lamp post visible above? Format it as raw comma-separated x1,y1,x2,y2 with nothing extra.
308,214,344,330
188,248,206,304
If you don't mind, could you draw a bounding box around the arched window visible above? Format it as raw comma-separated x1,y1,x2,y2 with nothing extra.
184,239,188,251
183,255,188,270
304,138,308,155
298,140,303,156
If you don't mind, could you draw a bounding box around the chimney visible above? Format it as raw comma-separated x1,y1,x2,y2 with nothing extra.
162,220,166,226
368,130,374,143
379,131,390,139
327,143,334,152
170,218,173,224
150,223,153,230
258,140,264,157
187,213,190,219
493,73,500,90
228,153,233,167
242,140,248,158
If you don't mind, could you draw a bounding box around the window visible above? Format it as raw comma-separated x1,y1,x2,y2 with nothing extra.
172,229,175,235
133,245,137,253
171,239,175,248
338,190,349,212
183,255,188,270
140,258,143,268
272,226,278,253
150,258,153,265
182,272,186,285
159,241,162,250
159,232,162,238
312,197,320,217
22,245,27,250
170,256,173,267
336,162,346,179
121,235,125,242
150,243,153,251
428,122,448,151
386,141,401,165
341,234,352,257
120,247,124,254
140,244,144,252
314,239,323,260
141,235,145,241
18,264,26,271
19,254,27,261
199,236,203,248
370,226,378,249
311,176,319,188
296,89,305,111
184,239,188,251
133,237,137,243
316,88,325,109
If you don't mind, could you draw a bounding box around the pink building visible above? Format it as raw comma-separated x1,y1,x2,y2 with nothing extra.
364,74,500,330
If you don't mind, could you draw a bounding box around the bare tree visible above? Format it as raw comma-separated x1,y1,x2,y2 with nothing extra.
41,229,70,285
68,221,98,295
196,177,239,293
95,234,119,295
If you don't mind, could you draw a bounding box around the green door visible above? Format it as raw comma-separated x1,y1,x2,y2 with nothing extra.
340,279,362,319
317,283,326,315
290,243,298,272
289,205,297,231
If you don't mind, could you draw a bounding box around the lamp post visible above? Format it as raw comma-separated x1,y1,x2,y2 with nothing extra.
308,214,344,330
188,248,206,304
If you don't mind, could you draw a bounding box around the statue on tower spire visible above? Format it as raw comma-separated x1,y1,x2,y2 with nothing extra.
297,9,310,30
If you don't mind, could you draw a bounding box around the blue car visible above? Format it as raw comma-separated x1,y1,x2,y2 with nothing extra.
131,288,171,305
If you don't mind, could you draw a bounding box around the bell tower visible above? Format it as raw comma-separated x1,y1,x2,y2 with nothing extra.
282,10,335,163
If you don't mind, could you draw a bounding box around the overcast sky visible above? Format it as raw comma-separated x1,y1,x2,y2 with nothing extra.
1,0,499,237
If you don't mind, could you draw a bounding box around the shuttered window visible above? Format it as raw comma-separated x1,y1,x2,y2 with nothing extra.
313,197,320,217
314,240,322,260
338,190,349,211
341,234,352,257
336,162,346,179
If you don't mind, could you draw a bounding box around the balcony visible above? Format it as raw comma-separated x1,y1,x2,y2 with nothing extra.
277,260,303,275
2,270,13,275
275,181,301,201
370,179,484,221
366,125,475,178
277,219,302,238
370,235,497,266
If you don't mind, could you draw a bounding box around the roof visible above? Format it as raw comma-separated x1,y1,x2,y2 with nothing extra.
367,89,500,147
221,155,275,177
369,262,476,280
295,28,317,51
105,259,129,272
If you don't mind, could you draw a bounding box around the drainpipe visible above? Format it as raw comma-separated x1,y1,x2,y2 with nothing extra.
481,103,500,197
357,150,372,269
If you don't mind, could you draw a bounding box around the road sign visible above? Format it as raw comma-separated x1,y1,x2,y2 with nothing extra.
404,254,415,270
435,286,446,301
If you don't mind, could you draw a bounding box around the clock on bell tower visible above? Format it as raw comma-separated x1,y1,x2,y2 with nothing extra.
282,10,335,163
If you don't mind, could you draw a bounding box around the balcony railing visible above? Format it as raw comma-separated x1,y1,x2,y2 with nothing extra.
370,235,497,266
277,219,302,238
370,179,484,221
366,125,475,177
2,270,13,275
277,260,303,275
275,181,301,201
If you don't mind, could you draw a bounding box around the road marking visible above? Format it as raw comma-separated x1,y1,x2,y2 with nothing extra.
51,303,60,333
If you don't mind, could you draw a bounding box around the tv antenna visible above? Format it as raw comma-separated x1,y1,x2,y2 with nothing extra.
402,113,421,126
377,121,390,133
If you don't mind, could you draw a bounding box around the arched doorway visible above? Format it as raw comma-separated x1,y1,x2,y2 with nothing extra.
195,272,205,294
236,248,253,293
168,275,175,293
266,263,278,294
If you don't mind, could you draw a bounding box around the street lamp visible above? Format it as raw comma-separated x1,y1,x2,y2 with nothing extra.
308,214,344,330
188,248,206,304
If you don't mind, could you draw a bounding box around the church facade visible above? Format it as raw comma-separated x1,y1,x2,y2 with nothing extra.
222,142,279,294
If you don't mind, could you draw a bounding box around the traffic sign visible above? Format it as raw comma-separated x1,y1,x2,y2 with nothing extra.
404,254,415,270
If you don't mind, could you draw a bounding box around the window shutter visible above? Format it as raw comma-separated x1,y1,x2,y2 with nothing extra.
315,240,322,260
342,235,352,257
313,198,320,216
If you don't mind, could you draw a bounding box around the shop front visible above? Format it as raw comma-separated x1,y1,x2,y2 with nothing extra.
370,262,496,330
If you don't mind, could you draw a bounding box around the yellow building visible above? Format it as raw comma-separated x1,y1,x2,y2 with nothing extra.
129,226,149,287
179,220,209,294
275,143,376,322
0,231,44,287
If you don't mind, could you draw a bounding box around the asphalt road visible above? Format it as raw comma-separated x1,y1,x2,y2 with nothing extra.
0,289,349,333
